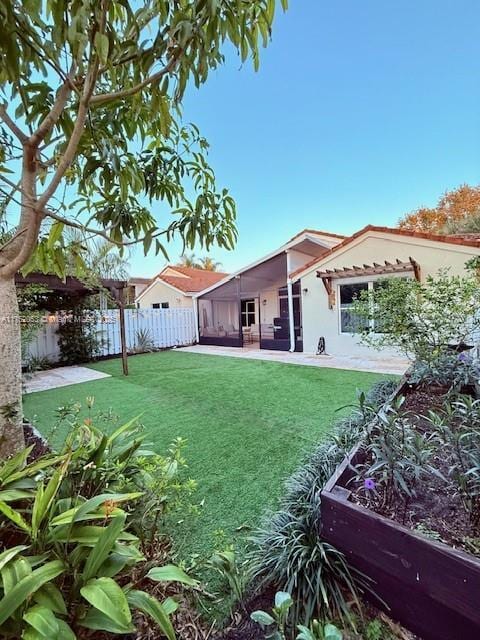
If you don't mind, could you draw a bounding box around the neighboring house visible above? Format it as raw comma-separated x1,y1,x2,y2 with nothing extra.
135,265,227,309
125,277,151,305
195,225,480,358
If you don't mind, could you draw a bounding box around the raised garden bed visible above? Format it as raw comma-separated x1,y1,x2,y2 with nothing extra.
320,377,480,640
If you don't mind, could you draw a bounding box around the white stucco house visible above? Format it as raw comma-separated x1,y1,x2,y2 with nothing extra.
194,225,480,358
135,265,227,309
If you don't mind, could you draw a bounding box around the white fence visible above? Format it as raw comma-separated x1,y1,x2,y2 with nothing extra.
25,308,197,364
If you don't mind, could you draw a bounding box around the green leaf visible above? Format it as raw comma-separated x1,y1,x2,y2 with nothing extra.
0,447,33,483
0,500,32,533
32,458,69,536
94,32,109,65
127,590,175,640
0,545,28,571
80,577,131,629
274,591,292,610
79,607,134,634
146,564,198,587
56,620,76,640
33,582,67,615
50,492,141,526
324,624,343,640
0,560,64,625
250,610,275,626
2,557,32,594
23,604,59,638
47,221,64,249
82,514,126,582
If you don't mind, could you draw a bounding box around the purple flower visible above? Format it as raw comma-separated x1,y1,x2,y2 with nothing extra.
364,478,375,491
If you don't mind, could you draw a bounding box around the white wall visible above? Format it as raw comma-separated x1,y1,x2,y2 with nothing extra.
300,232,480,357
137,280,193,309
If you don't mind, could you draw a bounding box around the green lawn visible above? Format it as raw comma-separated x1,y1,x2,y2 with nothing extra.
23,351,392,562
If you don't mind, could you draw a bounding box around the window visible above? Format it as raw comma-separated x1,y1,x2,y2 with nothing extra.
241,299,256,327
339,282,369,333
152,302,169,309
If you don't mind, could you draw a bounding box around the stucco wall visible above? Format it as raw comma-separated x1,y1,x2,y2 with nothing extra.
137,280,193,309
300,232,480,357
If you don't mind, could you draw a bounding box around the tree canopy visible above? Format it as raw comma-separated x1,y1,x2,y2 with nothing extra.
0,0,287,281
398,184,480,234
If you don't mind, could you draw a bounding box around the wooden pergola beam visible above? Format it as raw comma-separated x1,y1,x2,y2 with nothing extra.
316,259,419,280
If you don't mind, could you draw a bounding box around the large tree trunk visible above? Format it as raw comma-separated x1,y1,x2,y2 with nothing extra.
0,275,25,458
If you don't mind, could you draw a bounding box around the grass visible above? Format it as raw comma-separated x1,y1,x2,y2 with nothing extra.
23,350,393,568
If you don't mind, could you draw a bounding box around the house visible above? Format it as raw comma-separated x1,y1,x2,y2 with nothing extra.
135,265,228,309
195,225,480,358
125,277,151,305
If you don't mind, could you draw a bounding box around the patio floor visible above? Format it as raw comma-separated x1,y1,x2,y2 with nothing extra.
177,344,409,375
24,365,111,393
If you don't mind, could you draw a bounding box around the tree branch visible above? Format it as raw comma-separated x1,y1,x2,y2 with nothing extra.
0,105,28,143
90,54,180,106
29,65,76,147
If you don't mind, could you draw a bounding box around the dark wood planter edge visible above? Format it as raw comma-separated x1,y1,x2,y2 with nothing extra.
320,371,480,640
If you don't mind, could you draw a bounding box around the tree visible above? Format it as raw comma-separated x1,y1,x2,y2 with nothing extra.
198,256,222,271
178,252,199,268
0,0,287,457
398,184,480,233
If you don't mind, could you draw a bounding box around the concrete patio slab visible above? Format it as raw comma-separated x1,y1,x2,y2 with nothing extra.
24,365,111,393
177,344,409,375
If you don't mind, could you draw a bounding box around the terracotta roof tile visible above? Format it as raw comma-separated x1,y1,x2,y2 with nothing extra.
155,265,228,293
289,225,480,280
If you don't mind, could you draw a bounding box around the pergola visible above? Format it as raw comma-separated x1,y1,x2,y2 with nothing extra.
317,257,421,309
15,272,130,375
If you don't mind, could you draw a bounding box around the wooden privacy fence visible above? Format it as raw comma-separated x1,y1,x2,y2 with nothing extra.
25,308,196,364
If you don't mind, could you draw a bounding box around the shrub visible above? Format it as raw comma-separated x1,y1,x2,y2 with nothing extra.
351,270,480,365
56,314,100,365
409,351,480,392
0,408,199,638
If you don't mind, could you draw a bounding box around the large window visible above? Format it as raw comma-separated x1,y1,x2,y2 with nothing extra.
339,282,369,333
241,299,256,327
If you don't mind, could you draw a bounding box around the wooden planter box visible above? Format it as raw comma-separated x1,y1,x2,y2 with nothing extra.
320,379,480,640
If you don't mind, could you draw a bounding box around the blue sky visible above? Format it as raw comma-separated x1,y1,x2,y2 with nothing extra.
130,0,480,276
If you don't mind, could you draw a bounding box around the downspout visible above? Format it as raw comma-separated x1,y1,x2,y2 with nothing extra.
286,251,296,352
193,295,200,344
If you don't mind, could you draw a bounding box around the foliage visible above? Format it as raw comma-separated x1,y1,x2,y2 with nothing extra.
0,0,289,286
208,548,245,604
409,351,480,392
132,327,156,353
426,396,480,533
398,183,480,232
351,397,439,511
251,591,293,640
56,313,100,365
17,285,49,360
251,592,343,640
177,254,222,271
0,414,200,638
297,619,343,640
351,271,480,364
248,379,396,629
46,398,198,547
24,355,54,374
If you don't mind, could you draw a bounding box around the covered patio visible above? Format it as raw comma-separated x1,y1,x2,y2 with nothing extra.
196,252,303,352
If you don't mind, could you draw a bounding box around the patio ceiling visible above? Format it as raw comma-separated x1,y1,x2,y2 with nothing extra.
199,252,287,300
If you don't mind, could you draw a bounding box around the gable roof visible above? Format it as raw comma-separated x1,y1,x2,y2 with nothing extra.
135,265,228,302
286,228,346,243
157,265,228,293
289,224,480,280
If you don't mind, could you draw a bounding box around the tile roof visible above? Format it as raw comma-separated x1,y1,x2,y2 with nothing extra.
156,265,228,293
289,224,480,280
